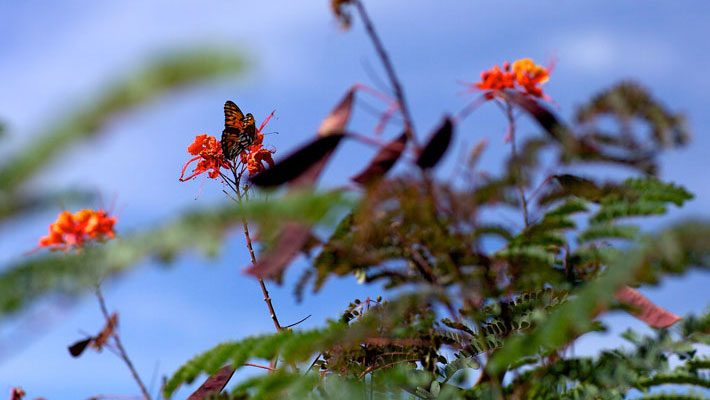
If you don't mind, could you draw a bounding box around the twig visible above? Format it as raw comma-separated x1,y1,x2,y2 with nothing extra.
231,166,283,333
95,286,151,400
354,0,418,147
283,314,312,329
244,362,276,371
359,358,419,379
228,165,284,373
504,100,530,227
305,353,323,375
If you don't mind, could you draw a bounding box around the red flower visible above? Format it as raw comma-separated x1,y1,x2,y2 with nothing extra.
38,209,116,251
474,58,550,99
241,145,275,176
239,111,276,176
476,61,516,93
181,111,276,181
180,134,229,181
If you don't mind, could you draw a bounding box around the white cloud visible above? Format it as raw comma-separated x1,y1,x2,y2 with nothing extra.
554,30,676,77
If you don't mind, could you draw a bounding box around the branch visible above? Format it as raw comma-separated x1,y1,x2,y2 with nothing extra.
503,100,530,227
354,0,418,147
95,287,151,400
232,166,283,333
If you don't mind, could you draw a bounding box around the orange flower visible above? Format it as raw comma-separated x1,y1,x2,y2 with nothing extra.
180,111,276,181
511,58,549,98
179,134,229,181
474,58,550,99
39,209,116,251
476,62,516,93
241,145,275,176
239,111,276,176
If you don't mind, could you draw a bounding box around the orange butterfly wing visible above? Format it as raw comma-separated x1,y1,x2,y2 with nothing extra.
224,100,245,130
222,101,246,160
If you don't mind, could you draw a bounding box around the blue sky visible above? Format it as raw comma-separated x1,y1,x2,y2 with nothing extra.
1,1,709,398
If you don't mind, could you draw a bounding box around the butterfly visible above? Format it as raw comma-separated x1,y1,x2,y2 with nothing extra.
221,100,257,160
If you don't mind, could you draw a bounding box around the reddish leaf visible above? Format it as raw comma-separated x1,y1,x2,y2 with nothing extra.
10,387,25,400
615,286,681,328
245,223,312,280
351,131,408,185
68,337,92,358
249,134,345,188
187,365,236,400
502,91,576,151
467,139,488,169
290,89,355,187
416,117,454,169
91,312,118,351
318,89,355,137
251,89,354,188
247,90,356,278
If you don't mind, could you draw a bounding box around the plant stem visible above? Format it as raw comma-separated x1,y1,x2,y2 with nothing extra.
233,175,283,333
95,286,151,400
354,0,418,146
504,101,530,227
244,362,276,371
231,166,283,372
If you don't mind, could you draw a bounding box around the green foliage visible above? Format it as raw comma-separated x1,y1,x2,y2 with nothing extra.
574,81,689,149
489,312,710,399
591,178,693,223
489,219,710,374
164,293,435,397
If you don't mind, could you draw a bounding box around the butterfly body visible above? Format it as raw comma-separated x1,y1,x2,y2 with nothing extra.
221,100,257,160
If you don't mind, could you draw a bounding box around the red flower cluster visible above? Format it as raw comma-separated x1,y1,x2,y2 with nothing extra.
240,117,275,176
38,209,116,251
475,58,550,99
180,112,275,181
179,134,230,181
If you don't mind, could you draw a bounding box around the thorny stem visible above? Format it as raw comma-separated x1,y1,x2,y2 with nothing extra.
231,166,283,333
504,100,530,227
354,0,419,147
95,286,151,400
229,165,284,373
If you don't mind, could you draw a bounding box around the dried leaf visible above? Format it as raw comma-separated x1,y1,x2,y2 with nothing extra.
467,139,488,169
249,134,345,188
330,0,355,29
245,223,312,280
351,131,408,185
91,312,118,351
502,91,577,152
250,90,354,188
67,337,92,358
10,387,25,400
615,286,681,328
416,117,454,169
187,365,235,400
318,89,355,137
